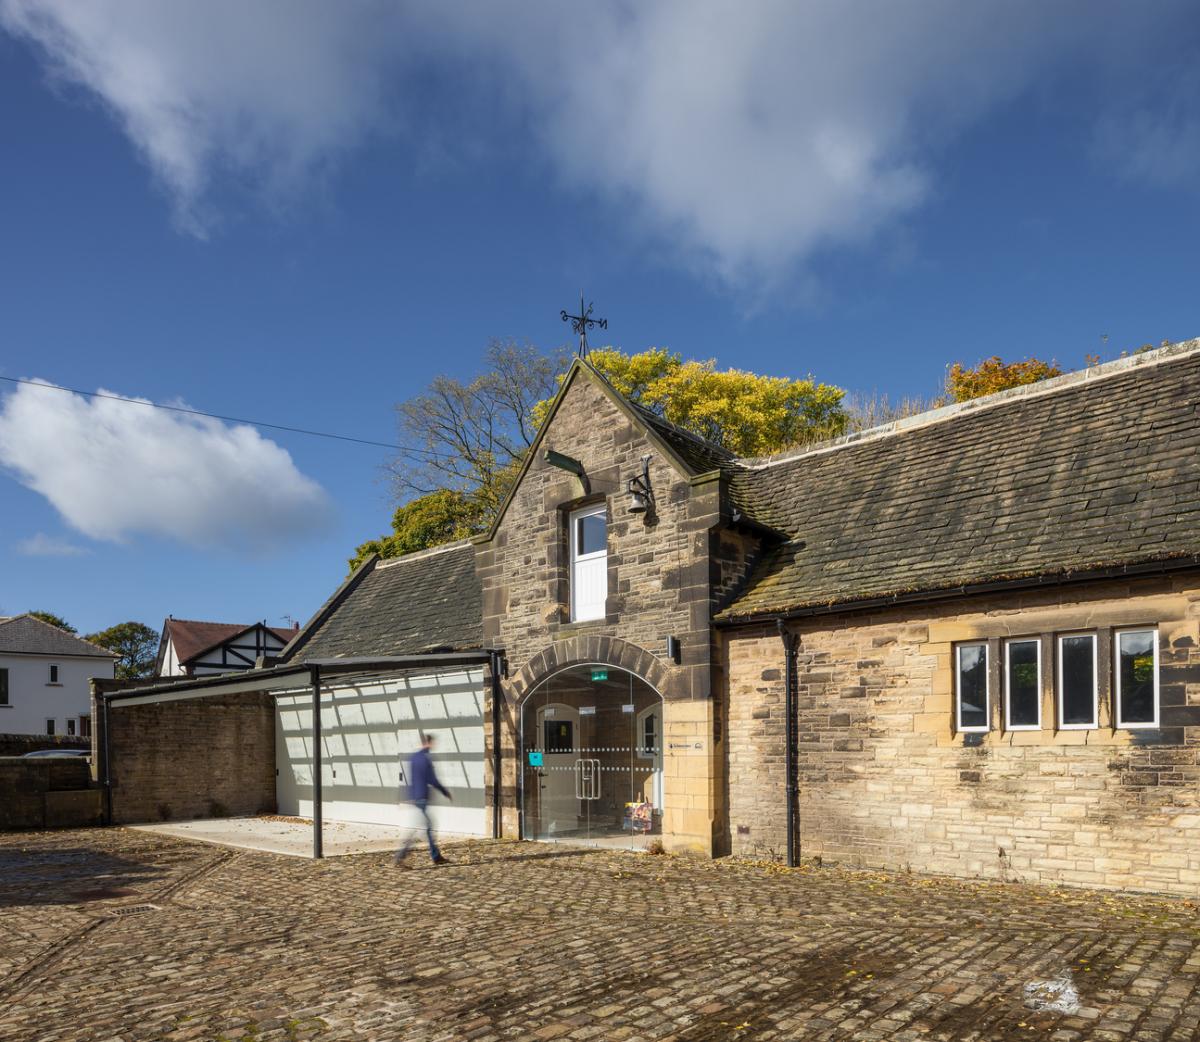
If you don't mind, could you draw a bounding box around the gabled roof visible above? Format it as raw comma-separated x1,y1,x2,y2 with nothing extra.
161,618,296,666
0,614,116,658
719,338,1200,621
482,358,728,540
282,540,483,660
627,399,737,476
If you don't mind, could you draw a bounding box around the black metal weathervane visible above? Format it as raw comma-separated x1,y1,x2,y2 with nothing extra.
561,291,607,357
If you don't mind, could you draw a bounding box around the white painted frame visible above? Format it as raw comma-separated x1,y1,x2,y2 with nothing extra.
1004,638,1042,731
955,642,990,733
569,503,608,622
636,703,660,761
1057,632,1098,730
1115,627,1160,730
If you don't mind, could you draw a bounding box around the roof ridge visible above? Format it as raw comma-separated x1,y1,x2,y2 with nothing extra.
374,538,475,569
741,336,1200,471
168,617,285,629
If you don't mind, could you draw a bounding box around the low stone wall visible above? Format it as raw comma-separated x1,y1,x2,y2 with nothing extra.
0,757,102,830
0,733,90,757
102,692,277,824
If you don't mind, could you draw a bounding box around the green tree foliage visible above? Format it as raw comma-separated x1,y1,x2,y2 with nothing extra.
348,489,485,572
945,356,1063,403
84,621,159,679
28,611,76,633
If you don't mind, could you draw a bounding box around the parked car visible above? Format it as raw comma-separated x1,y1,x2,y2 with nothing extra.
21,748,90,759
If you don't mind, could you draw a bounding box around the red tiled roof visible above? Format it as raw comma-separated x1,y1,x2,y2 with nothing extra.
164,618,296,665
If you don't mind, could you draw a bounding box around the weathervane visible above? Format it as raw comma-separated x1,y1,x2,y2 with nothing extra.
561,292,607,357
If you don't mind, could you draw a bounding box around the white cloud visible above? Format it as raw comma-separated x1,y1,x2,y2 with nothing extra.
1,1,1196,282
16,532,90,557
0,380,334,550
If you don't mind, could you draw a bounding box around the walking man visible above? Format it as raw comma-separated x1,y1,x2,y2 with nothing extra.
395,731,452,866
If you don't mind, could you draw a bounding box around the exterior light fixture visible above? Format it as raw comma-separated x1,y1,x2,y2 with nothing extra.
627,454,654,515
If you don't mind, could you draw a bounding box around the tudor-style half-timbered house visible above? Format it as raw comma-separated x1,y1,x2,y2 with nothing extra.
156,617,299,677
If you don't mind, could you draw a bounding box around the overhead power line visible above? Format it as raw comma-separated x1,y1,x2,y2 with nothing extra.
0,374,436,456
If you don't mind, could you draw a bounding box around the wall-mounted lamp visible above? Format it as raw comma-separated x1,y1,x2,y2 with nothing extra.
666,635,681,664
627,454,654,515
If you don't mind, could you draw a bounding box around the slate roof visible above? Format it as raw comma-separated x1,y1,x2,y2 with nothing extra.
628,400,739,476
163,618,297,665
718,340,1200,621
0,615,116,658
286,541,484,660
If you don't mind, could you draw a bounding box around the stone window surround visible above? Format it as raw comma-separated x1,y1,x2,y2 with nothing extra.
551,493,613,627
948,622,1163,739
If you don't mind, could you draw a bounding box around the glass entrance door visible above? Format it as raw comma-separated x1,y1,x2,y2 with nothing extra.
520,664,663,848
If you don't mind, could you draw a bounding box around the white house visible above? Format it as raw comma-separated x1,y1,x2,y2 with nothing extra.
0,615,116,737
156,617,298,677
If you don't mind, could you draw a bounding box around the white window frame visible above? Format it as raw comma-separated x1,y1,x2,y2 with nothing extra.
955,642,990,733
569,503,608,622
1057,632,1098,730
636,704,660,760
1115,627,1160,730
1004,638,1042,731
45,718,56,736
48,663,59,684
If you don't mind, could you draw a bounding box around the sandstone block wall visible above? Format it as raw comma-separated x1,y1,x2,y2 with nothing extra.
722,575,1200,895
478,371,744,852
103,693,276,824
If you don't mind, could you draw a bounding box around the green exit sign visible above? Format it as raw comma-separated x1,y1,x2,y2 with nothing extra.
590,669,608,682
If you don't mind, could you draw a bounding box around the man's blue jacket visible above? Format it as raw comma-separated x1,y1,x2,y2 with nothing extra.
405,746,449,802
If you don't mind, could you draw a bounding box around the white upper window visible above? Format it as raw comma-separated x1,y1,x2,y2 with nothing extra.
48,664,59,684
569,504,607,622
1115,628,1159,729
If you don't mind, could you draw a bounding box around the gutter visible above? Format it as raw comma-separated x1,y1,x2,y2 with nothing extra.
714,555,1200,629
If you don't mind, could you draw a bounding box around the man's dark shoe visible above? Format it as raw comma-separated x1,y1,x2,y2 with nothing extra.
433,854,450,865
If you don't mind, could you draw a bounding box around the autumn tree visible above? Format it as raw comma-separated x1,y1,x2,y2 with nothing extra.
388,338,568,518
84,621,158,679
560,348,847,457
945,356,1063,403
358,342,847,568
28,611,76,633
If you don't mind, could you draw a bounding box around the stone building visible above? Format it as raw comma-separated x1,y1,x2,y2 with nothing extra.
97,338,1200,894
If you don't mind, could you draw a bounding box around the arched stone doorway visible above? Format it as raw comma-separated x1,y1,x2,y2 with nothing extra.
519,663,664,848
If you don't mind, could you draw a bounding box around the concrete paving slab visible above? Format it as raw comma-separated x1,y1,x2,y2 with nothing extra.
128,815,402,857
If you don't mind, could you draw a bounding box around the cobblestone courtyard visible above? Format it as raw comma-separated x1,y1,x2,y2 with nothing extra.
2,829,1200,1042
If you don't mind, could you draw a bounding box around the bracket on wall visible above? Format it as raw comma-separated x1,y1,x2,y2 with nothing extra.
544,449,590,496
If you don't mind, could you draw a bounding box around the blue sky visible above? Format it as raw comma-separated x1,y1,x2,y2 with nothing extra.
1,2,1198,636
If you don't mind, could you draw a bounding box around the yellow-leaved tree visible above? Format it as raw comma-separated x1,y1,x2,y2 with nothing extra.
945,356,1063,402
537,347,847,457
352,344,847,568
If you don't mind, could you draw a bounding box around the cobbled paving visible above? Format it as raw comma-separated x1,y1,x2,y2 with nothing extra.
1,829,1199,1041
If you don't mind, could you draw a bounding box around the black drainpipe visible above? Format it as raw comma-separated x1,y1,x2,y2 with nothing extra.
488,650,505,839
776,619,799,868
310,664,323,860
101,691,113,825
